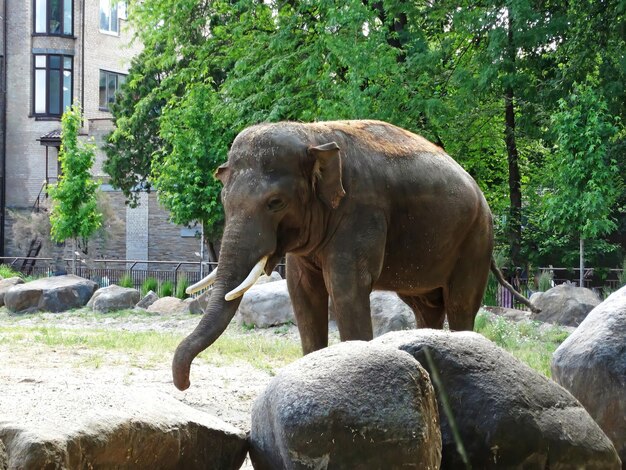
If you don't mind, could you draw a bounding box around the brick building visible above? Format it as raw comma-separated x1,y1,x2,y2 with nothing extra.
0,0,202,267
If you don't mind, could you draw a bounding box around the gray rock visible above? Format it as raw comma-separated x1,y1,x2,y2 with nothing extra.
0,385,247,469
530,283,601,326
237,280,294,328
4,275,98,313
371,290,417,336
254,271,282,285
552,286,626,466
147,296,193,315
0,439,7,470
375,329,621,469
136,290,159,309
87,285,141,313
0,277,24,307
187,289,211,314
250,341,441,469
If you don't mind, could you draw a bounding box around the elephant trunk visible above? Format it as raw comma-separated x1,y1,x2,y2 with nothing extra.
172,220,274,391
172,282,242,390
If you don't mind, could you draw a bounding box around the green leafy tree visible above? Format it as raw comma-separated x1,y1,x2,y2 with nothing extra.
542,76,623,286
49,104,102,274
103,48,169,207
106,0,626,271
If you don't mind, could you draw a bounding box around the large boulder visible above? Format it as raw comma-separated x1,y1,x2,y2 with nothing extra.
552,286,626,467
0,384,247,469
370,291,416,336
146,296,200,315
87,285,141,313
250,341,442,469
4,275,98,313
187,289,212,315
237,279,295,328
375,329,621,469
254,271,282,285
0,277,24,307
530,283,601,326
135,290,159,309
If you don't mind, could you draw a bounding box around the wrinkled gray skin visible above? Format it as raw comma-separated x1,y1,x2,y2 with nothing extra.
173,120,493,390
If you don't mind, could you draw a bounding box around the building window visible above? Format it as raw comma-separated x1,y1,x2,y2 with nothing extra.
100,0,126,34
99,70,126,110
34,54,73,117
34,0,73,36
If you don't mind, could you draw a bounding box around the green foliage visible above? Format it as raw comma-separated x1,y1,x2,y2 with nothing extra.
159,280,174,297
49,104,102,244
118,273,134,288
175,275,189,299
537,271,554,292
141,277,158,296
542,76,622,241
474,311,570,377
0,264,23,279
103,49,168,207
104,0,626,267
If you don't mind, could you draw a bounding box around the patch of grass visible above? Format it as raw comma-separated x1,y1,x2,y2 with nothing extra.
141,277,159,296
474,310,570,377
118,273,134,288
0,316,302,373
0,264,24,279
537,270,554,292
202,329,302,374
176,275,189,299
160,280,174,297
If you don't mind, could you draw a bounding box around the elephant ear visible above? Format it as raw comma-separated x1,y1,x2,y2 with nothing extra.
308,142,346,209
214,163,230,184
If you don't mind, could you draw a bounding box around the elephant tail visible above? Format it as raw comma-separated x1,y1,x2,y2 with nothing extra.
490,259,540,313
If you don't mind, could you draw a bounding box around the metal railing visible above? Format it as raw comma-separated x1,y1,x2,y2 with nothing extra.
0,256,287,294
0,256,621,309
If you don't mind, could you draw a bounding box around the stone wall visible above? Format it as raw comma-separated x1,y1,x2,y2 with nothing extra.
148,194,200,263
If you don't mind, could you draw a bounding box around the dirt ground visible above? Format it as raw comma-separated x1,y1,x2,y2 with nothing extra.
0,308,321,468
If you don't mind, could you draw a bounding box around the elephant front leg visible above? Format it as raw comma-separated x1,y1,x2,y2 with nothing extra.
322,215,386,342
286,254,329,354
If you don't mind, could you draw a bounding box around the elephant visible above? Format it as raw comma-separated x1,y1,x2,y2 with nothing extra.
172,119,532,391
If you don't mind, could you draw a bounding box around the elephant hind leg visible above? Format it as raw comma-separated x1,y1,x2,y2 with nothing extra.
399,289,445,329
444,250,491,332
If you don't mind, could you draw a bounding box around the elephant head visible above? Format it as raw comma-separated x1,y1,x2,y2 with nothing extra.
172,124,345,390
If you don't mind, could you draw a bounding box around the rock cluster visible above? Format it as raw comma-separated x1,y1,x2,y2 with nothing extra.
4,275,98,313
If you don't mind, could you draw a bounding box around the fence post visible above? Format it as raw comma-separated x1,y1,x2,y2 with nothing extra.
175,263,182,296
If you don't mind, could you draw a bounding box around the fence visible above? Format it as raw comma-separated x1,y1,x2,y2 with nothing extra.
489,266,624,310
0,256,286,294
0,256,622,309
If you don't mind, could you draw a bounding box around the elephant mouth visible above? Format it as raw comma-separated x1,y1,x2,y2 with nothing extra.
265,251,283,276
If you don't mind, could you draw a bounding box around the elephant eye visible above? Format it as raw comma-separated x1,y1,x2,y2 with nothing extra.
267,196,287,212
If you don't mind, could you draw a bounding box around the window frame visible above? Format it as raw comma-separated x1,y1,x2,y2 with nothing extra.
99,0,126,35
99,69,126,111
33,0,74,37
33,54,74,118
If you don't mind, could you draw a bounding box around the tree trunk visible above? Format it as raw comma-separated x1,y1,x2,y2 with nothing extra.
579,236,585,287
207,241,218,263
504,11,522,268
72,238,77,275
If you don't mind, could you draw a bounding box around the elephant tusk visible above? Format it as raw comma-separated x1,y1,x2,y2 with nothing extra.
186,268,218,294
224,256,268,301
